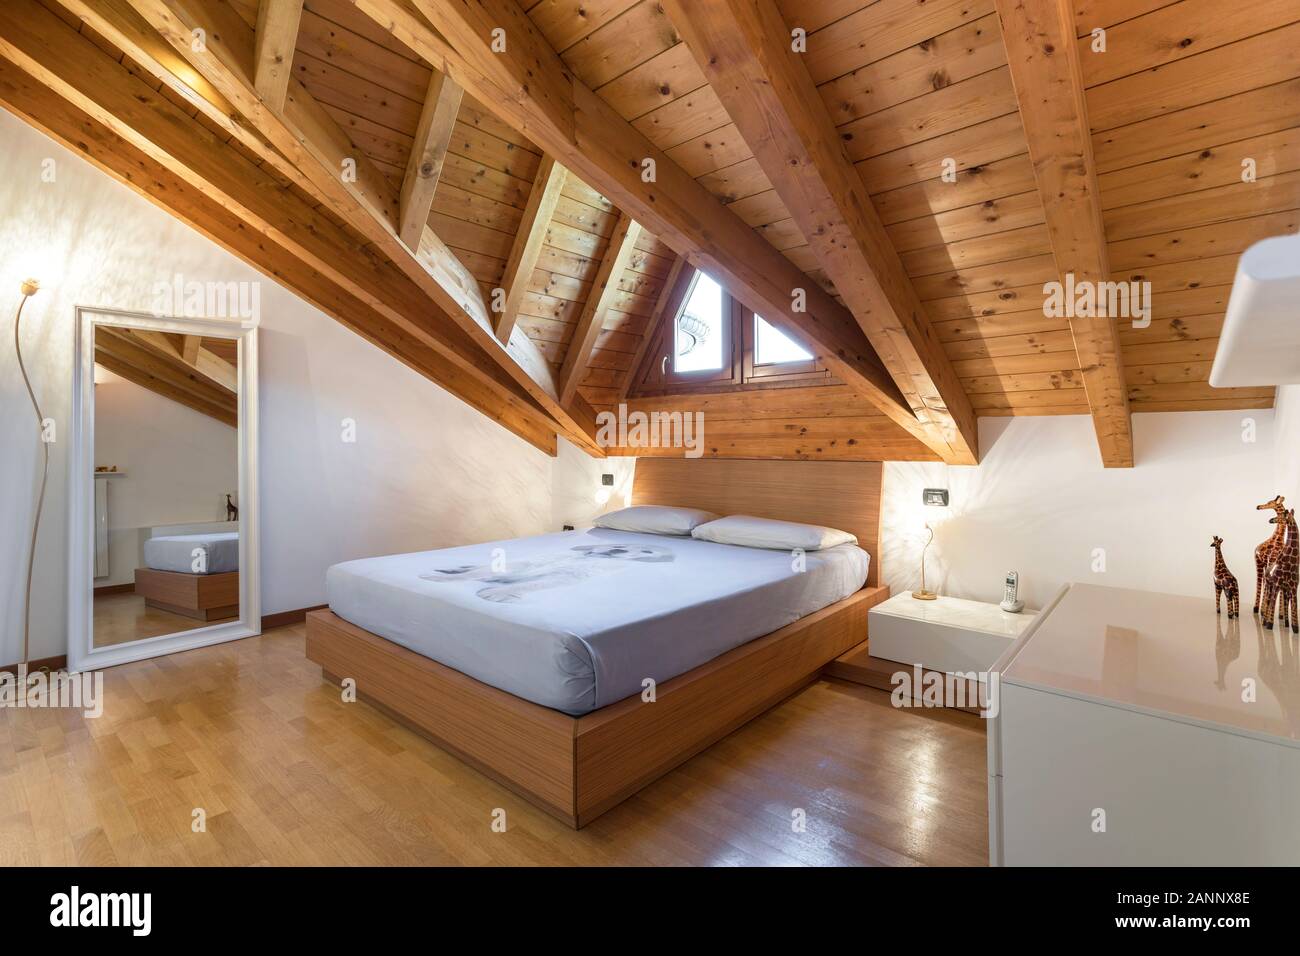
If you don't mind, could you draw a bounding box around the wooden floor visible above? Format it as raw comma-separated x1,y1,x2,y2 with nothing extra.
92,592,212,647
0,624,988,866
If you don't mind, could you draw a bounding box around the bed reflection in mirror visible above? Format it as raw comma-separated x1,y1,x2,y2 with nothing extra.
90,324,240,647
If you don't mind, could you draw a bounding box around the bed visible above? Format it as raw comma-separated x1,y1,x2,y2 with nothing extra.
306,458,891,827
134,531,239,621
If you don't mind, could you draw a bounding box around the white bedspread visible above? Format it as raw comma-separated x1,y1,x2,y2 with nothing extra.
326,528,868,715
143,532,239,574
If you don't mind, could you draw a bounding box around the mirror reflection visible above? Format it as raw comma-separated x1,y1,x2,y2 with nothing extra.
90,324,240,647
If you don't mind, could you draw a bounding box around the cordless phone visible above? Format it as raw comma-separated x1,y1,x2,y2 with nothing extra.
1000,571,1024,613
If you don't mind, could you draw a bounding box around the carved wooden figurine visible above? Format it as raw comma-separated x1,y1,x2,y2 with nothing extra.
225,493,239,522
1254,494,1288,613
1211,536,1239,619
1261,509,1298,633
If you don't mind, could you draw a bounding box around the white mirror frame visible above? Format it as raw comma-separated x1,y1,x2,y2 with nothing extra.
67,306,259,672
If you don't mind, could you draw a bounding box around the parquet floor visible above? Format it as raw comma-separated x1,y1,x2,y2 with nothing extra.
0,624,988,866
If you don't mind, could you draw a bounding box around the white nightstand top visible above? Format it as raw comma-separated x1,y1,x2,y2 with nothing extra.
871,591,1037,638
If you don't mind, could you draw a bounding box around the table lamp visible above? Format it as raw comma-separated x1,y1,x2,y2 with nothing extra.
912,487,950,601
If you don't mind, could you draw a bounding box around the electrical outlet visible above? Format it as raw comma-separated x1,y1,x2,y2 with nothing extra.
923,488,950,507
601,473,614,486
562,524,575,531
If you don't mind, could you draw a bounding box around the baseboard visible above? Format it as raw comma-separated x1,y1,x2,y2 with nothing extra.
93,583,134,596
261,604,327,630
0,654,68,676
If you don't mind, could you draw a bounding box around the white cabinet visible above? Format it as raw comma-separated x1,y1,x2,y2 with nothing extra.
988,583,1300,866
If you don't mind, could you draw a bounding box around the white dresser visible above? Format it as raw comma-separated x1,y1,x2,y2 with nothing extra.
988,583,1300,866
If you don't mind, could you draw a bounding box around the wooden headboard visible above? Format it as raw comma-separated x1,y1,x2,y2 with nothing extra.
631,458,883,587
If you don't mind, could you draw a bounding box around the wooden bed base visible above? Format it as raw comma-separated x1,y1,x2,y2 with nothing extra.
134,567,239,621
306,584,890,828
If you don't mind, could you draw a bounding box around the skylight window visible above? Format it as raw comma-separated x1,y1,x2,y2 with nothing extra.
673,272,725,372
754,314,812,365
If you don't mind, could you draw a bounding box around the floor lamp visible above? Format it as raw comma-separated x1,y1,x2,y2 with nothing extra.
13,278,43,671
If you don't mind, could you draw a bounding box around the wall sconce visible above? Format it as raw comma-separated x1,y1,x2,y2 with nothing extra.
912,487,950,601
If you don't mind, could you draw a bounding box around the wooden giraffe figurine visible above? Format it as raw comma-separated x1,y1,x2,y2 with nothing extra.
1254,494,1287,613
1211,536,1239,618
1261,509,1299,633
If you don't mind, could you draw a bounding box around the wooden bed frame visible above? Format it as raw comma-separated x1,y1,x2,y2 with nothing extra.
306,458,888,827
134,567,239,621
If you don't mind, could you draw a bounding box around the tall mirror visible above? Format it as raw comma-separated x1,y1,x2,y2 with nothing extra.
70,308,259,670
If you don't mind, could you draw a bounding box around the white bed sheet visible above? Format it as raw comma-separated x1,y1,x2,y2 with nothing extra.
326,527,869,715
143,532,239,574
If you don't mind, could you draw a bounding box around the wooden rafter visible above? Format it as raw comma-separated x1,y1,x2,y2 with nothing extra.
398,68,462,249
0,12,558,454
557,211,643,407
124,0,604,455
663,0,979,465
95,327,237,425
355,0,963,463
620,256,688,401
495,155,567,342
0,1,561,429
995,0,1133,466
252,0,302,112
128,329,237,391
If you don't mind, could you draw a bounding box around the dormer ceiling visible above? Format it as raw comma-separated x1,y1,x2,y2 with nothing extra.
3,0,1292,466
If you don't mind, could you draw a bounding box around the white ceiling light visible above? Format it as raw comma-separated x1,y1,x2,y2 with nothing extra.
1209,233,1300,387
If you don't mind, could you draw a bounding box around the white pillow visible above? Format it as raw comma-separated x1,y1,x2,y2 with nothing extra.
691,514,857,551
593,505,720,536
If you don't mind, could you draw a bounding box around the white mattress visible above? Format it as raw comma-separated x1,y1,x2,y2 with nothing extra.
143,532,239,574
326,528,869,715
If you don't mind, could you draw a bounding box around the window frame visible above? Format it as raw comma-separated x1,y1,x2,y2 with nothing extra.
744,308,820,379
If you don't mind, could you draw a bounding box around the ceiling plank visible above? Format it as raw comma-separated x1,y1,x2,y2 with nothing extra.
125,0,604,455
495,155,567,342
558,211,643,406
662,0,978,466
994,0,1133,466
253,0,303,111
399,68,462,249
620,255,688,401
356,0,962,462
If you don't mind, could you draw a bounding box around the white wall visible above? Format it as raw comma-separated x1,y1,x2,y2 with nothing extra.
0,109,621,663
883,411,1288,610
93,367,239,585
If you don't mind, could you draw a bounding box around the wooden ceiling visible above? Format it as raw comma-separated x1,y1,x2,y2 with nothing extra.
3,0,1293,466
95,327,238,425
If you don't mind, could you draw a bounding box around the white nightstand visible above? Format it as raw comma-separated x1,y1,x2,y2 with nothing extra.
827,592,1036,710
869,592,1037,679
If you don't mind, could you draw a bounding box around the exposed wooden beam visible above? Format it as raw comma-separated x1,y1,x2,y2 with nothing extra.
620,255,688,401
96,327,238,422
662,0,978,466
495,155,567,342
399,68,462,249
128,329,237,392
356,0,960,463
0,11,558,454
126,0,603,455
995,0,1133,466
96,349,237,427
253,0,303,111
557,211,643,407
